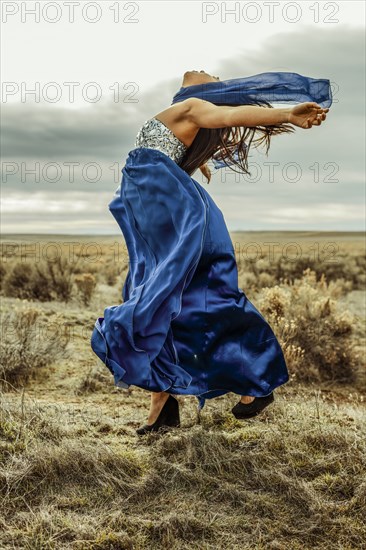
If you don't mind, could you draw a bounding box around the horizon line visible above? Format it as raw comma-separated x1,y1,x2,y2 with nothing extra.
1,229,365,237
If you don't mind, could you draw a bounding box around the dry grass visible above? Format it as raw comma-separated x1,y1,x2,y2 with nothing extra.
0,232,365,548
0,387,365,549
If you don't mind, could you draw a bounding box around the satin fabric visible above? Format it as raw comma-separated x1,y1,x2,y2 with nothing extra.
90,147,289,409
171,71,333,108
171,71,333,170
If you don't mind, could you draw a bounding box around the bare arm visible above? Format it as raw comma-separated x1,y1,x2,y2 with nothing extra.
185,97,329,129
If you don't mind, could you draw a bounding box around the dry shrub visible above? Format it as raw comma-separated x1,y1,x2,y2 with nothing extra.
101,259,129,287
104,262,120,286
237,252,363,293
2,263,35,299
0,261,7,291
0,308,70,389
75,364,110,394
3,256,76,302
256,268,361,385
72,261,100,277
74,273,97,306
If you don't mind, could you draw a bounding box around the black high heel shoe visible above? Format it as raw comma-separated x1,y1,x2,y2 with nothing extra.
136,395,180,435
231,392,274,419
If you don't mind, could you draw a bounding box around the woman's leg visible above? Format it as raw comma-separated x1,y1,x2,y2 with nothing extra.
147,391,171,424
147,391,253,423
147,391,253,420
240,395,255,404
147,392,255,423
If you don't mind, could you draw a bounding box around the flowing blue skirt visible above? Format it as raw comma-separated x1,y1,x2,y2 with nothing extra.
90,147,289,409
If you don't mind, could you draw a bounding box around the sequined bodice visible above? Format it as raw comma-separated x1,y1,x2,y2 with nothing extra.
134,117,188,164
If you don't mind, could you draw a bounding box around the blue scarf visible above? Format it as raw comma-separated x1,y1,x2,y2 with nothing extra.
171,71,333,169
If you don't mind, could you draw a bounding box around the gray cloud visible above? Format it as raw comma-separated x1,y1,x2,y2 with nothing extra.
1,26,364,232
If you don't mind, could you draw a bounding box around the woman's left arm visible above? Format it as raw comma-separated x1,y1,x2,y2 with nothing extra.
185,97,329,129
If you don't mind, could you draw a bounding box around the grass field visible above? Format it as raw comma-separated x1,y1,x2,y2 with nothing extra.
1,232,365,549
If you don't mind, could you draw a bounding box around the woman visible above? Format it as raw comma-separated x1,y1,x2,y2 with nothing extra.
90,69,330,435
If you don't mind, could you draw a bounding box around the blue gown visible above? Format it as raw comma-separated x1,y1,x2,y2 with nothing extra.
90,118,289,409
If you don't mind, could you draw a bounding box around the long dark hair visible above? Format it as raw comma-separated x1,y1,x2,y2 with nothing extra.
179,99,295,183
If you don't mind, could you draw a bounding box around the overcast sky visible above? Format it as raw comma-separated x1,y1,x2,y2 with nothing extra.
1,1,365,233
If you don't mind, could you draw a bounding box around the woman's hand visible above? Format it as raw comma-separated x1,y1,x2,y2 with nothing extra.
288,102,329,129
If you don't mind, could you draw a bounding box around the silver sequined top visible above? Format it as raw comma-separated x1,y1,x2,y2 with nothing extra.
134,117,188,165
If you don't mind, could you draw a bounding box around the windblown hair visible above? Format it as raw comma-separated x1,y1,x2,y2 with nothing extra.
179,99,295,184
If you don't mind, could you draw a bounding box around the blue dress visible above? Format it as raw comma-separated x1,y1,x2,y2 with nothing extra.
90,117,289,409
